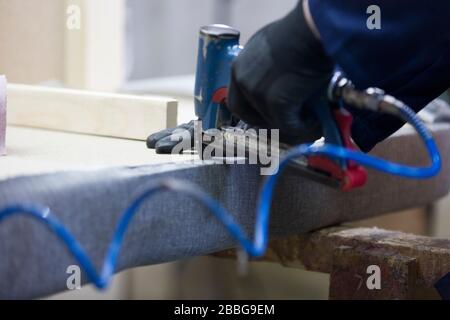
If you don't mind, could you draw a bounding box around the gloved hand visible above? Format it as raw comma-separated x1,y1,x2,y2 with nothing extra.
227,1,334,144
147,120,195,154
148,1,334,153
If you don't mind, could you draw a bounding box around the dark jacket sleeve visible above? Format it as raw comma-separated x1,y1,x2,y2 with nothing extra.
309,0,450,151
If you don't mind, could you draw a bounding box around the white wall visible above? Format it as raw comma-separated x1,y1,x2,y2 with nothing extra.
125,0,298,80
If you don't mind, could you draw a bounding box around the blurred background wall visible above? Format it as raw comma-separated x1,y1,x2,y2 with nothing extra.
0,0,65,84
125,0,297,80
0,0,299,87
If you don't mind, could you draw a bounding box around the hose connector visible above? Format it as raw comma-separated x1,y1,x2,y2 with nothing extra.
328,72,353,102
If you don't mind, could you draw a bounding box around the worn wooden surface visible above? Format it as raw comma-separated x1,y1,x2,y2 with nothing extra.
329,245,418,299
215,226,450,299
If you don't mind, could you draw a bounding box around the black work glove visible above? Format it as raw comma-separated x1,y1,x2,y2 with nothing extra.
147,120,195,154
227,1,334,144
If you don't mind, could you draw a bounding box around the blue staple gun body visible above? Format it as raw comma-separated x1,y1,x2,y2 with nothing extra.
194,24,367,190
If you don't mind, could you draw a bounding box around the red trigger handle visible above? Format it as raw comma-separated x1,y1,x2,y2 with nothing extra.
333,108,367,190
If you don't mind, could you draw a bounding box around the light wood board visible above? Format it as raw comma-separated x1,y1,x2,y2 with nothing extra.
64,0,126,91
6,84,178,140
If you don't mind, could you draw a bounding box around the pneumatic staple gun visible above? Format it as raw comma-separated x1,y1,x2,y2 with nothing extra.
0,24,441,295
195,24,369,190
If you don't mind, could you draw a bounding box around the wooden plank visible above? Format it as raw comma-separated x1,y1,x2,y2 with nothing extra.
6,84,177,140
64,0,126,91
329,246,418,300
215,226,450,289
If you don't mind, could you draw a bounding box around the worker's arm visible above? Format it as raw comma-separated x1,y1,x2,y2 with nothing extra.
227,0,332,145
229,0,450,151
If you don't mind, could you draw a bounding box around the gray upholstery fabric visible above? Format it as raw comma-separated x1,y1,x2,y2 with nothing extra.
0,124,449,299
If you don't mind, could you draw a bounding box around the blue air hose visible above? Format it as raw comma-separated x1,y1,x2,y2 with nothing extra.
0,99,441,289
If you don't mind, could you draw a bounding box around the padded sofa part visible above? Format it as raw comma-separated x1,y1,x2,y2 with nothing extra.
0,124,449,299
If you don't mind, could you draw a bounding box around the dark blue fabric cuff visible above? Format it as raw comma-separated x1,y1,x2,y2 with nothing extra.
309,0,450,151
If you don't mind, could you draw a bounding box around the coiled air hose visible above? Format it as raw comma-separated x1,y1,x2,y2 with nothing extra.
0,76,441,289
